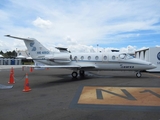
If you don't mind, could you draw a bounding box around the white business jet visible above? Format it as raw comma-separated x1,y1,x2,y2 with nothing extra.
5,35,156,78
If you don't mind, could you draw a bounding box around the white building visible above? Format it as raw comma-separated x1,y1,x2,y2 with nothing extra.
135,47,160,72
0,58,22,65
0,54,3,58
16,50,31,59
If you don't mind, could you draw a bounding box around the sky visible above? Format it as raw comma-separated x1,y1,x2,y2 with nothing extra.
0,0,160,53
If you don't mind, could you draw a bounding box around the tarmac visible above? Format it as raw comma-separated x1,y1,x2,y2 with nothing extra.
0,67,160,120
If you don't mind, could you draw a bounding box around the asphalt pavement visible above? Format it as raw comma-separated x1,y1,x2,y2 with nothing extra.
0,68,160,120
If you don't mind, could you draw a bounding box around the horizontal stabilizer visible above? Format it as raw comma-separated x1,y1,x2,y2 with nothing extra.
56,47,70,53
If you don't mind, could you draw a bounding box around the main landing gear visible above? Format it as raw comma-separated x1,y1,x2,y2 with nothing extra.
72,71,78,78
71,70,85,78
136,72,142,78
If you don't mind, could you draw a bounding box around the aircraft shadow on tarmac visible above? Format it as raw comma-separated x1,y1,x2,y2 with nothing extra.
33,74,91,88
32,71,140,88
31,72,104,88
50,71,115,81
54,71,137,79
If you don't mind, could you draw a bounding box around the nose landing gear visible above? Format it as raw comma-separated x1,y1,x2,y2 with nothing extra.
79,70,85,77
136,72,142,78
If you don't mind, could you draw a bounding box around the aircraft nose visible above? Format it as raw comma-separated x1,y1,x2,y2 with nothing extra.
149,63,157,69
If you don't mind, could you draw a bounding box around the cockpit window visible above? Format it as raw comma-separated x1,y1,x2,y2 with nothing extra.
126,54,134,59
119,54,126,59
119,53,134,59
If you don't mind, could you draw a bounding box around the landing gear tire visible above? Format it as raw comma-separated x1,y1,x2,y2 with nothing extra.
72,72,78,78
136,72,141,78
79,70,85,77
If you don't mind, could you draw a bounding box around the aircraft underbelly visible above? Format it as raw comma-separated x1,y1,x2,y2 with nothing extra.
35,60,151,71
96,62,147,71
96,62,120,70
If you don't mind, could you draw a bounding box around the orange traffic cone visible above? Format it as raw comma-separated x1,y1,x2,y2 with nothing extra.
30,67,33,72
22,66,25,71
11,67,14,74
23,73,31,92
8,67,15,84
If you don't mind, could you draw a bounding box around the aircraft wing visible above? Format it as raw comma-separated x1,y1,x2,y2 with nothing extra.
33,64,96,69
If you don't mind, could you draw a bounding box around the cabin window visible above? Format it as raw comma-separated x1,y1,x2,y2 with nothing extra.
104,56,107,60
81,56,84,60
112,56,116,60
95,56,99,60
88,56,91,60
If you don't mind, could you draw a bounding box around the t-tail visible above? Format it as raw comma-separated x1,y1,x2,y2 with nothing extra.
5,35,51,59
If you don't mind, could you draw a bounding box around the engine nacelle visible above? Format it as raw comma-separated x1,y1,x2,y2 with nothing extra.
46,54,71,64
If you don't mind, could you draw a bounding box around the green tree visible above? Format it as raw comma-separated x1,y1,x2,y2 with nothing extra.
0,50,4,55
2,50,17,57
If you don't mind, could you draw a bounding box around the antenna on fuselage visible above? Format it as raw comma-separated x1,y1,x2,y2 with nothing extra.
97,44,99,52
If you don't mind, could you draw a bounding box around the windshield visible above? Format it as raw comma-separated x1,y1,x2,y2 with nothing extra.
119,53,134,59
125,54,134,59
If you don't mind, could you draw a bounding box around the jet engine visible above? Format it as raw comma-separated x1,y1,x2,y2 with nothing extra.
46,54,71,64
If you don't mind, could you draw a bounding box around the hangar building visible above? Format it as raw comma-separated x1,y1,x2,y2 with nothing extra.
135,47,160,72
0,58,21,65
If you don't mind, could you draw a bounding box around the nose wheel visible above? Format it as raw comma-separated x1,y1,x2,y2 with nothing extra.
136,72,142,78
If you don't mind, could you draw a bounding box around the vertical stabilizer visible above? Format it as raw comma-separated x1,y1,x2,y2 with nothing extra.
23,38,51,58
5,35,51,59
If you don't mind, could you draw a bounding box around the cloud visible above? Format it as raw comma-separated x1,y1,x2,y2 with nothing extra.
33,17,53,29
0,0,160,52
65,36,78,45
120,45,137,53
0,10,9,21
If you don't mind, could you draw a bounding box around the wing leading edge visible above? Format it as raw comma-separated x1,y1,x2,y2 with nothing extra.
36,65,96,69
